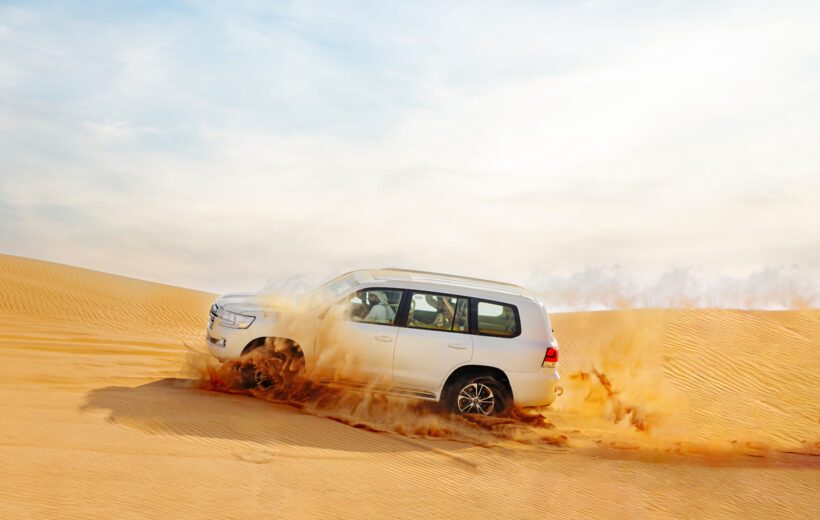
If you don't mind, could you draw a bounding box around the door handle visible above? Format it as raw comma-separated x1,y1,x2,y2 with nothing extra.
448,344,468,350
375,335,394,342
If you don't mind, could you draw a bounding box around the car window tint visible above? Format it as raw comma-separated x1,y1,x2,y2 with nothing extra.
407,292,461,332
476,301,518,336
341,289,402,325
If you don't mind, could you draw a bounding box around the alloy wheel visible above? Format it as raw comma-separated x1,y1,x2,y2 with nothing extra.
456,382,495,415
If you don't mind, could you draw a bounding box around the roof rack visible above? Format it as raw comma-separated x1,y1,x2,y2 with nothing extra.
380,268,525,291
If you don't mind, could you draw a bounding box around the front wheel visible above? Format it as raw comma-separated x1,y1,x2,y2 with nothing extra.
237,353,284,390
445,374,509,416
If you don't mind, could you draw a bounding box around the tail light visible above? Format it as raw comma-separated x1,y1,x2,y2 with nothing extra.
543,347,558,364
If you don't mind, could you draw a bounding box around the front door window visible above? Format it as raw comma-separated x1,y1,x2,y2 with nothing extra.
340,289,403,325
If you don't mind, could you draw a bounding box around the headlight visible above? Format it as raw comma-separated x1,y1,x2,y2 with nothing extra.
214,306,255,329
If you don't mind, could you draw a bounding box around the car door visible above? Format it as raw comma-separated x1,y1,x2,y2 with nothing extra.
392,292,473,391
313,288,405,387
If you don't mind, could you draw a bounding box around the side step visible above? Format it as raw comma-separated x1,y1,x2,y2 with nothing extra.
317,379,438,401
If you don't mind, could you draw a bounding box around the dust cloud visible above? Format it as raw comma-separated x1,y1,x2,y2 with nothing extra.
527,266,820,311
189,346,563,448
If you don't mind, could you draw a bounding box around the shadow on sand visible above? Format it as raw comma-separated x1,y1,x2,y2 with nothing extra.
82,378,472,456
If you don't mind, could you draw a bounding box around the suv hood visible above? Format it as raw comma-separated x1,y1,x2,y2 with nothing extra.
215,292,278,314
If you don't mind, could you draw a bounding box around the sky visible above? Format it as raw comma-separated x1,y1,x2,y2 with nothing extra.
1,0,819,308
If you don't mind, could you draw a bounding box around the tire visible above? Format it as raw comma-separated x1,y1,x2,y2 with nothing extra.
238,347,304,390
444,373,509,416
237,358,281,389
239,362,264,389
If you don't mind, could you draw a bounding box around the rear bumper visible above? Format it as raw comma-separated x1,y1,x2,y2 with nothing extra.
508,366,560,407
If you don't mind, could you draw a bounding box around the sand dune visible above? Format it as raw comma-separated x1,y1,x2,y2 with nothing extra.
0,254,212,343
1,254,817,519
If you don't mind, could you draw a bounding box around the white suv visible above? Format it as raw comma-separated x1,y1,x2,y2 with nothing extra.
206,269,560,415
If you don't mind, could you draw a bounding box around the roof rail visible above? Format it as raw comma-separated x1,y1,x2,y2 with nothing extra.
380,268,525,290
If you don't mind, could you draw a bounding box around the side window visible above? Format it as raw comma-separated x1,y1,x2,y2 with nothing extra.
339,289,403,325
476,301,519,337
407,292,468,332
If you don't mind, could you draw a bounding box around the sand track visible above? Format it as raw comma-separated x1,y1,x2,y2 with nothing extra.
1,254,818,519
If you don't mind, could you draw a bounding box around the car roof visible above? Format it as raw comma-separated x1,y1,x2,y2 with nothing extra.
350,268,539,302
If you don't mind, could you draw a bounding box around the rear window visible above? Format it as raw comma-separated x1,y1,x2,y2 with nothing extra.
476,301,519,337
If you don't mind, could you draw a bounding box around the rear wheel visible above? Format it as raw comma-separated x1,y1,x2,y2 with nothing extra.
445,373,509,416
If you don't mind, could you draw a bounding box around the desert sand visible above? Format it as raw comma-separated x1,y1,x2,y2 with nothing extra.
0,253,817,519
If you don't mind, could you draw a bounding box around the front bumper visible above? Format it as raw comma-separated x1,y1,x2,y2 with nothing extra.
206,320,255,360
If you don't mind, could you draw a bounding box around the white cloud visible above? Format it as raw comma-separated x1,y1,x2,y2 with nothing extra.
0,0,819,303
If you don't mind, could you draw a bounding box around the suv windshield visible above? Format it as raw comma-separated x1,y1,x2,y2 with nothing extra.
310,273,357,298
